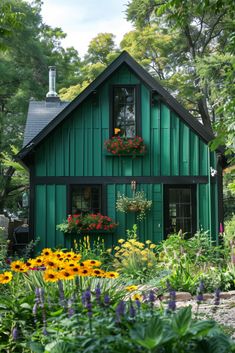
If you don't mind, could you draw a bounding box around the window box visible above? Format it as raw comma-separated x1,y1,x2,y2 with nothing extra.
104,136,146,156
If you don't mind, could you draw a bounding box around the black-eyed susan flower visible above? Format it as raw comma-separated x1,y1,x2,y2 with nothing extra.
60,269,74,281
44,258,59,270
132,293,143,301
78,268,91,276
126,285,138,292
64,251,75,260
41,248,53,257
92,268,104,277
0,271,13,284
32,256,44,267
70,266,80,274
24,259,34,269
53,251,65,260
10,260,27,272
83,259,102,267
105,271,119,279
43,270,59,282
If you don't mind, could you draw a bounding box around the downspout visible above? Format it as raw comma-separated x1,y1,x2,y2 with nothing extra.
208,147,212,243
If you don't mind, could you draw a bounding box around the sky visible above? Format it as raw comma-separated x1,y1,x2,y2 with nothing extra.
39,0,133,57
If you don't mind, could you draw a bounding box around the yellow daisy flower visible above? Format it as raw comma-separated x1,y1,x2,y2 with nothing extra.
145,240,151,245
44,258,59,270
32,256,44,267
83,259,102,267
150,244,156,249
78,268,91,276
43,270,59,282
24,259,34,269
60,269,74,281
53,251,65,260
104,271,119,279
92,268,104,277
65,251,75,260
132,293,143,301
41,248,53,257
0,271,13,284
118,239,125,244
114,246,120,251
11,260,27,272
126,285,138,292
70,266,80,275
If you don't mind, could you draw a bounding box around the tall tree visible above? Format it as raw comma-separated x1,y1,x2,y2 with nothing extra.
125,0,234,132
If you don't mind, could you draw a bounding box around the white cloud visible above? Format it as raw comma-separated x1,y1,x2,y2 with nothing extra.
39,0,133,56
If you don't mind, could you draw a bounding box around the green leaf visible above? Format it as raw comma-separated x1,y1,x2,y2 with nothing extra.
172,306,192,336
49,308,64,317
20,303,32,310
28,342,44,353
189,320,216,337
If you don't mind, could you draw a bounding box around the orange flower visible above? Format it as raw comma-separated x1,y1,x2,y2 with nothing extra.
0,271,13,284
104,271,119,279
11,260,27,272
60,269,75,280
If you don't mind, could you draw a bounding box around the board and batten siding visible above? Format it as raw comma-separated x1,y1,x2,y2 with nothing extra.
33,64,218,249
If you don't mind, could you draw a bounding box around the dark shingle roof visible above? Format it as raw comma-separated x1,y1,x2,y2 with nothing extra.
23,100,69,147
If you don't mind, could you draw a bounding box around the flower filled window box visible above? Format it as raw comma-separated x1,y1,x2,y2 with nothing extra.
104,136,146,156
116,191,152,221
57,213,118,235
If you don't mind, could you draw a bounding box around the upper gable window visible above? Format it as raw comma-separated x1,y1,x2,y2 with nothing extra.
112,85,139,138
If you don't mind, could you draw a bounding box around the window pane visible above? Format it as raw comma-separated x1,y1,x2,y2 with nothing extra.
71,185,101,214
113,87,136,137
168,188,193,235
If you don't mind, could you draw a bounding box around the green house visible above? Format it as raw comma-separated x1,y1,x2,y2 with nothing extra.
17,51,224,250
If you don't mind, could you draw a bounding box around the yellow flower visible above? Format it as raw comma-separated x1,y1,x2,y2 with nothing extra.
145,240,151,245
24,259,34,269
11,260,27,272
78,268,91,276
147,262,153,267
106,248,112,254
92,268,104,277
126,285,138,292
150,244,156,249
43,270,59,282
44,258,59,270
65,251,75,260
114,246,120,251
70,266,80,275
114,127,121,135
32,256,44,267
53,251,65,260
0,271,13,284
132,293,143,301
104,271,119,279
83,259,102,267
118,239,125,244
41,248,53,257
60,269,75,280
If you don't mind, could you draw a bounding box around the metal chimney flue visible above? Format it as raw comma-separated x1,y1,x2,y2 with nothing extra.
46,66,58,98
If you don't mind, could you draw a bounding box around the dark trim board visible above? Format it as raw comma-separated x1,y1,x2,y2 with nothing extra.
29,162,35,242
33,176,210,185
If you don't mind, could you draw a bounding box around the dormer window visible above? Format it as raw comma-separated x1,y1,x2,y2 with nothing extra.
111,85,140,138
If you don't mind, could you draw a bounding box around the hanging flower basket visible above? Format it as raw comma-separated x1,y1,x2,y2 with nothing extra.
57,213,118,235
116,191,152,221
104,136,146,156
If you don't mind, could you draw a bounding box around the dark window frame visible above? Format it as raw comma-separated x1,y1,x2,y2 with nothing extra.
164,184,196,238
109,84,141,138
67,184,105,215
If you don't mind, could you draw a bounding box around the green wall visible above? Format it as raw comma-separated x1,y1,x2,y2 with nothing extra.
33,64,219,250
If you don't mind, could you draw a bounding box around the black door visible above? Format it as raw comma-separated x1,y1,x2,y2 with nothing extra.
164,185,196,238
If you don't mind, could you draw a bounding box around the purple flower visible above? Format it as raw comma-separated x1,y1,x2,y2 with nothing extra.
86,302,92,318
214,288,221,306
167,290,176,311
149,290,155,303
116,300,125,322
104,294,110,306
129,304,136,318
95,284,101,304
12,327,19,340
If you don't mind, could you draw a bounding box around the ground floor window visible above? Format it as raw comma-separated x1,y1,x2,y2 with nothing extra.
70,185,101,214
164,185,196,237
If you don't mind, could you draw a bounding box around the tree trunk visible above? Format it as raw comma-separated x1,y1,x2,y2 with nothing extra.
0,166,15,212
